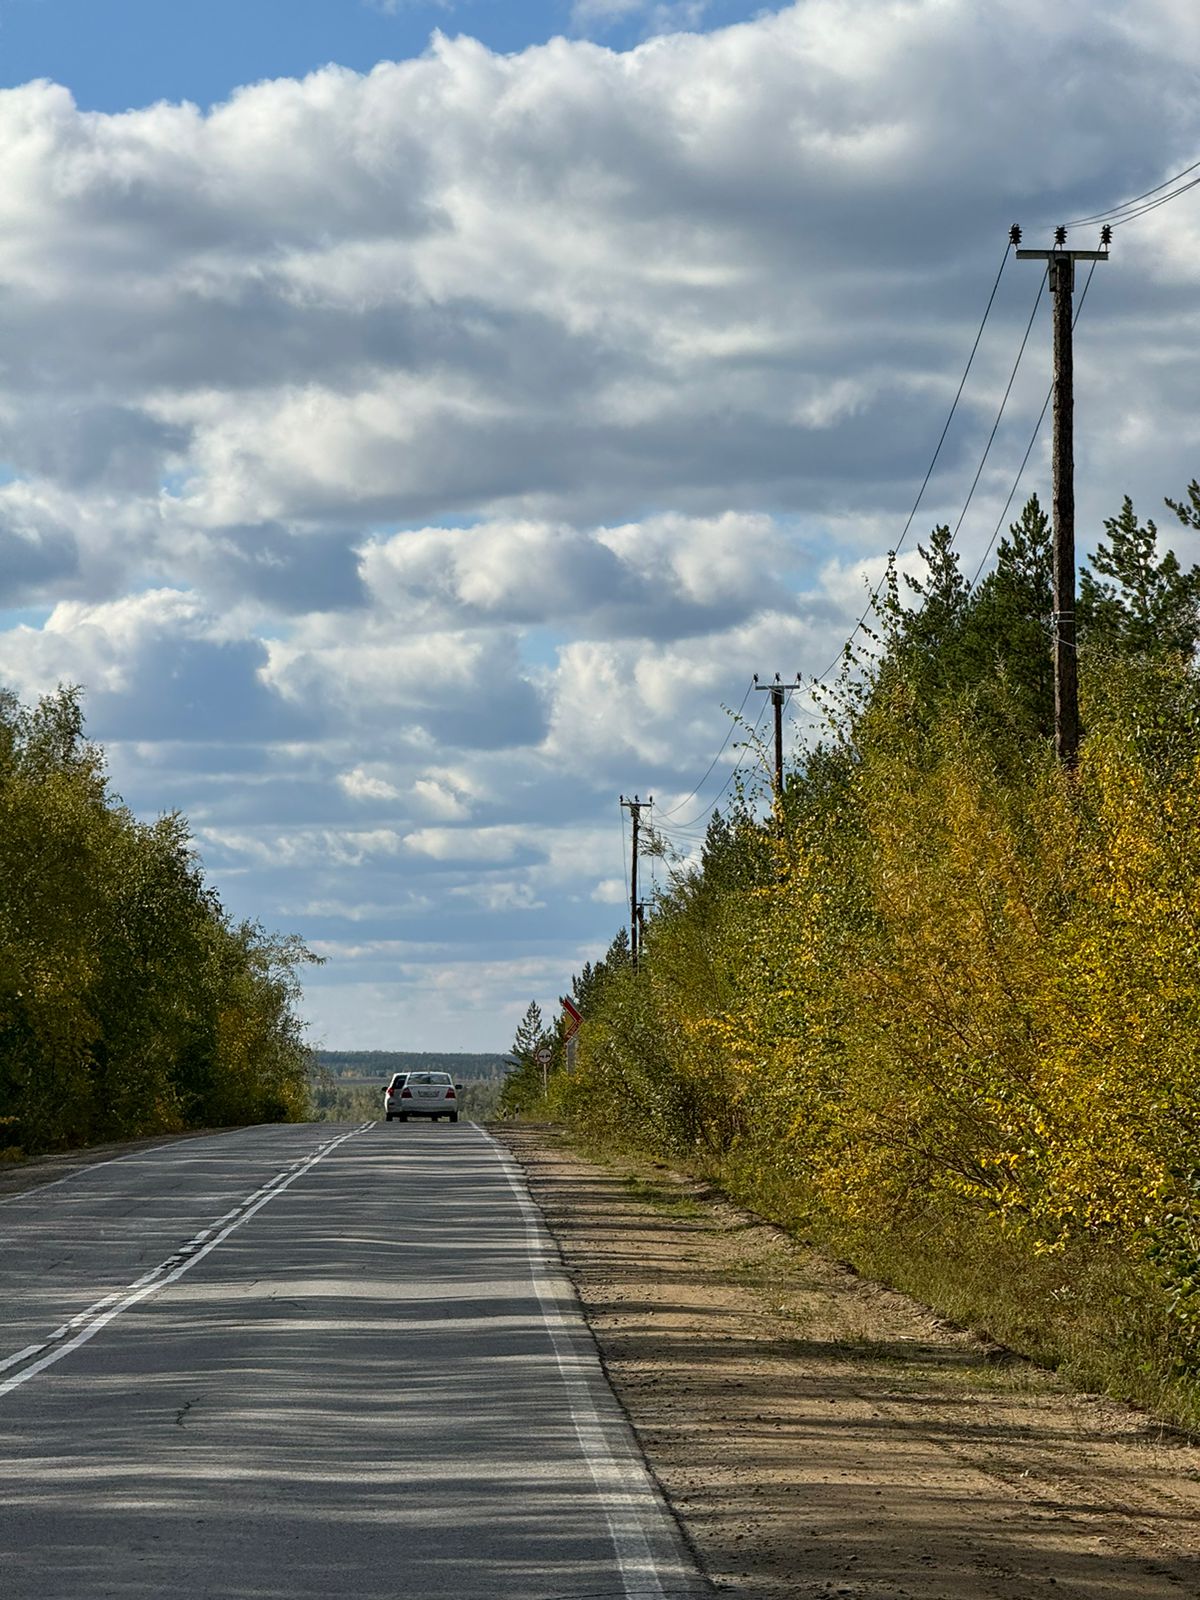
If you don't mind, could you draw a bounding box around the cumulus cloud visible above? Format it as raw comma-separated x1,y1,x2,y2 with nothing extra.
359,509,794,638
0,3,1196,1043
339,766,403,802
0,5,1188,559
402,824,532,863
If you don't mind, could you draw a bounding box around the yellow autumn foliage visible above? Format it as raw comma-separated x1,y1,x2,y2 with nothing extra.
556,653,1200,1404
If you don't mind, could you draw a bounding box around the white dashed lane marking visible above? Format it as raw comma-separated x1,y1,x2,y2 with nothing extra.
0,1123,369,1398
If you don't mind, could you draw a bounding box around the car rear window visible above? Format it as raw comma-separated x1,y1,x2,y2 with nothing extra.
408,1072,452,1084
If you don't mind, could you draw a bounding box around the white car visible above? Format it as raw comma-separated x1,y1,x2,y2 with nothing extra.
383,1071,461,1122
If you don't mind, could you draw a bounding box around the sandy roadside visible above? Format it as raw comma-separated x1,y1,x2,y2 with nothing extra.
494,1123,1200,1600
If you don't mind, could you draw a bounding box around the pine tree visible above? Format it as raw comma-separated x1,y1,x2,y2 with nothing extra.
499,1000,551,1114
891,525,971,704
510,999,546,1063
958,494,1054,738
1165,478,1200,535
1079,494,1200,657
863,524,974,731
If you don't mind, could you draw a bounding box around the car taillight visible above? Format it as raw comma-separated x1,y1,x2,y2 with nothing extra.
446,1088,456,1099
400,1087,412,1098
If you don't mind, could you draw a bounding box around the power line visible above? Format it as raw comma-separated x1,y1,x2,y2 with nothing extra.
809,240,1012,686
652,825,710,851
948,269,1046,546
1108,175,1200,229
667,692,771,831
792,255,1049,729
651,826,711,852
656,678,755,819
666,225,1108,803
1068,156,1200,226
804,228,1095,710
787,691,841,738
966,390,1051,591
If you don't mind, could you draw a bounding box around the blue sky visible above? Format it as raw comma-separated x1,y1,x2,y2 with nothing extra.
0,1,1196,1051
0,1,768,110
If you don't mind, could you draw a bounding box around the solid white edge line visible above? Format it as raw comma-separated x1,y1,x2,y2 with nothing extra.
0,1123,370,1400
476,1125,689,1600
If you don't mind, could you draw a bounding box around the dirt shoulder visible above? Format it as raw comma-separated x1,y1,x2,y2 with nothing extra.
495,1123,1200,1600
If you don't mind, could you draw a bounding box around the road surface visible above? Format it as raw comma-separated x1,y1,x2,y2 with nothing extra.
0,1121,705,1600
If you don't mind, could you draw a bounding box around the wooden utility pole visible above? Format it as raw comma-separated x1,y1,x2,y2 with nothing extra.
753,674,804,804
1014,224,1110,767
620,795,651,969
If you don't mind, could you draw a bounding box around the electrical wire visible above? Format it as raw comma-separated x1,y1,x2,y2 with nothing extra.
652,815,712,838
788,688,841,737
666,692,771,831
808,240,1011,687
653,225,1107,816
786,255,1048,736
796,250,1044,726
948,269,1046,546
965,388,1051,591
656,678,756,819
1068,156,1200,226
1108,174,1200,229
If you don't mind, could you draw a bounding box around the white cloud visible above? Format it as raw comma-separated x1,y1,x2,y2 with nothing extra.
411,764,482,819
0,4,1196,1043
572,1,711,34
201,826,407,868
358,510,793,639
591,877,628,904
339,766,402,802
363,0,453,14
402,824,530,863
450,879,547,912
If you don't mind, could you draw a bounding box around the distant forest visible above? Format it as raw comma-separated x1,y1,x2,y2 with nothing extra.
314,1051,508,1081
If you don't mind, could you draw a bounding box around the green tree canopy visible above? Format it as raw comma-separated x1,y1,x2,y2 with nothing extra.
1079,492,1200,657
0,685,315,1155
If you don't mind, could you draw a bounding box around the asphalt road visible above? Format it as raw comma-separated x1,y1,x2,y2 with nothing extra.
0,1122,706,1600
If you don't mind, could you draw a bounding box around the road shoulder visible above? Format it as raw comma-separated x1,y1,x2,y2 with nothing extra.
495,1123,1200,1600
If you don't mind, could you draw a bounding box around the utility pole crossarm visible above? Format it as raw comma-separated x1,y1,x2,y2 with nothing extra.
1015,248,1109,261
